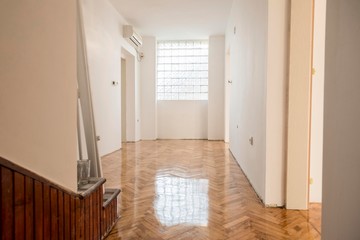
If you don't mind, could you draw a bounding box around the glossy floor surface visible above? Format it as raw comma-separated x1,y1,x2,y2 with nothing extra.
102,140,321,239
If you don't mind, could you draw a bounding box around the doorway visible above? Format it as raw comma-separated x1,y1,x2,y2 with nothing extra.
121,48,137,142
309,0,326,204
224,49,231,143
286,0,326,217
121,58,127,142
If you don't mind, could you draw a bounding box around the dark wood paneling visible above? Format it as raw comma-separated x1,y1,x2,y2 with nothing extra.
101,190,104,238
0,157,78,196
50,187,58,240
43,184,51,239
89,193,93,240
107,202,110,230
25,176,34,240
101,205,105,237
93,189,99,240
101,190,120,238
70,197,76,240
63,193,71,239
58,191,64,240
0,157,119,240
75,198,84,239
84,197,90,240
34,181,43,240
111,201,114,227
1,167,14,240
14,172,25,240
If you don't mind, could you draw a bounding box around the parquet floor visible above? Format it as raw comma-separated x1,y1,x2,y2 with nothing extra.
101,140,321,240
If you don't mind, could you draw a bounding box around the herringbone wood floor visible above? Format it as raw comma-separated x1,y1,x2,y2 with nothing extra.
102,140,321,240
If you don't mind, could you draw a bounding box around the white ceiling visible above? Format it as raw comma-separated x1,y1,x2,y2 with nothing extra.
109,0,234,39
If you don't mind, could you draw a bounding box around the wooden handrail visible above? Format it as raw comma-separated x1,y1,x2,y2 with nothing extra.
103,189,121,208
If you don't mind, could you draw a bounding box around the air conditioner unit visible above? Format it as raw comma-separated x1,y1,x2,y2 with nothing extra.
123,25,143,48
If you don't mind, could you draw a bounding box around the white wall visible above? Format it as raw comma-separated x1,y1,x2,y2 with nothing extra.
0,1,78,191
310,0,326,203
322,0,360,238
140,37,157,140
265,0,289,206
226,0,289,206
157,101,208,139
208,36,225,140
226,0,268,201
152,38,224,140
80,0,140,154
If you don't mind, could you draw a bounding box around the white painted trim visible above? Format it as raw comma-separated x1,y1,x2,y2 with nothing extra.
286,0,313,210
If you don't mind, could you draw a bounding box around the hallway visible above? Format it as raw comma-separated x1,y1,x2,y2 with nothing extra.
102,140,320,239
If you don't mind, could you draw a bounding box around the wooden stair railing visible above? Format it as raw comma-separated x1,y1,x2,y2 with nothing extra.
102,189,121,238
0,156,120,240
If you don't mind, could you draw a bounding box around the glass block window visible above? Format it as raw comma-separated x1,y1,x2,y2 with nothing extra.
157,40,208,100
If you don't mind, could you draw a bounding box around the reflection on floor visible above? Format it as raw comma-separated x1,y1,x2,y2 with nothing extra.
155,175,209,227
302,203,322,234
102,140,321,239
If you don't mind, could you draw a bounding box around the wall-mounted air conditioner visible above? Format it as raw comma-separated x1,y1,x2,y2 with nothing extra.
123,25,143,48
